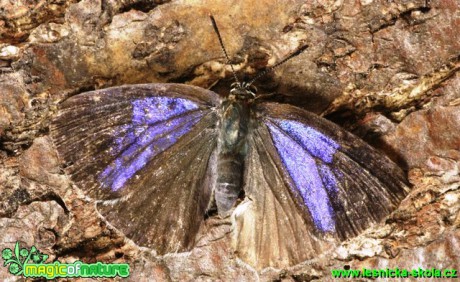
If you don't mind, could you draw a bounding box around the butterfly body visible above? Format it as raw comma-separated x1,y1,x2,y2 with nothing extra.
215,83,255,216
51,83,409,269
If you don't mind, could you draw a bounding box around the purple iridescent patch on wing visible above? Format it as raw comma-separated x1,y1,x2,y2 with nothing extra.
266,120,341,232
271,118,339,163
98,96,202,191
317,163,339,195
132,96,199,125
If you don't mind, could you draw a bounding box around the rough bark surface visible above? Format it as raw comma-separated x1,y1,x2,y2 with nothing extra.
0,0,459,281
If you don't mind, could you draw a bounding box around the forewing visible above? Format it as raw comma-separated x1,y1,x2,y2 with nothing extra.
234,102,409,269
51,83,220,253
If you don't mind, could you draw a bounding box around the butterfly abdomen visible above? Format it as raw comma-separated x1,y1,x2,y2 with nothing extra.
215,99,250,216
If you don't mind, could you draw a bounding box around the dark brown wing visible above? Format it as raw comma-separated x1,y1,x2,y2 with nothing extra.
51,83,220,253
233,102,409,269
98,117,218,252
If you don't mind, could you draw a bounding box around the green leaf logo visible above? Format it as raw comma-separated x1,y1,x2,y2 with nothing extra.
1,242,48,276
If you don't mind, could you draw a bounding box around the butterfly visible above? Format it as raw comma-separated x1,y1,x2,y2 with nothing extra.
50,16,410,269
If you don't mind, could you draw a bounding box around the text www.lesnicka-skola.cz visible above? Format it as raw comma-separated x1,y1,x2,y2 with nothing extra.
331,267,458,279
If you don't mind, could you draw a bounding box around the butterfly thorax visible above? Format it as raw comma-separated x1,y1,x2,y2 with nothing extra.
228,81,257,100
214,84,253,216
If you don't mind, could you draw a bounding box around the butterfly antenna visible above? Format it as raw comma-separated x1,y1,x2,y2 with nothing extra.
247,44,309,87
210,15,241,85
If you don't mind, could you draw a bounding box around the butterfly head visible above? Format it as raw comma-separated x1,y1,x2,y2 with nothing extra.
229,81,257,101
